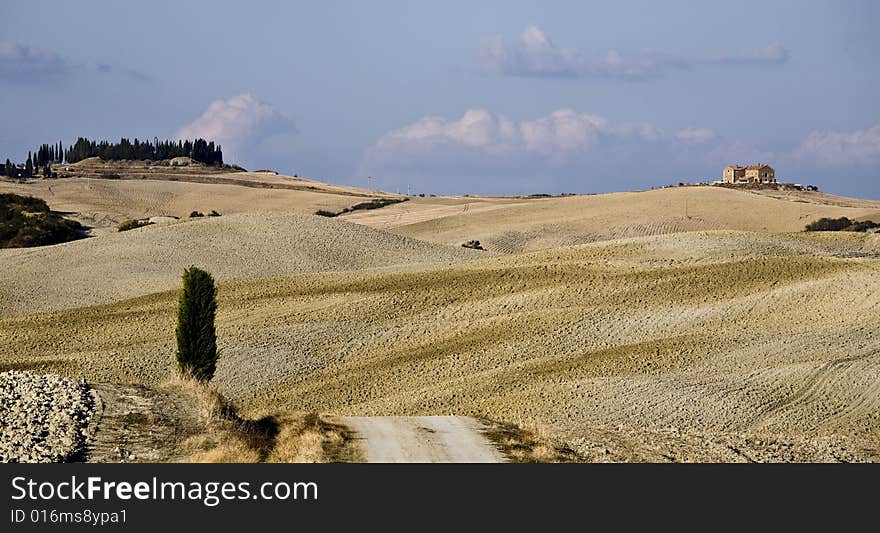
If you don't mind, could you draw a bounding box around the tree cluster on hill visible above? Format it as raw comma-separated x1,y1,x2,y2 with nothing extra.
4,156,56,180
61,137,223,165
5,137,224,180
804,217,880,232
34,142,63,167
0,193,86,248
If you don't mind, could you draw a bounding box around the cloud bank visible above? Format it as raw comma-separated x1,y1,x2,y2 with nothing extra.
360,108,880,196
793,125,880,166
675,127,717,144
359,108,678,194
365,108,667,160
480,25,789,81
176,94,295,157
0,40,150,84
0,40,73,83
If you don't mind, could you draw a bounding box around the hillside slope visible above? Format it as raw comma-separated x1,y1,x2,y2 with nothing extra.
0,171,396,230
0,212,478,316
342,187,880,252
3,231,878,461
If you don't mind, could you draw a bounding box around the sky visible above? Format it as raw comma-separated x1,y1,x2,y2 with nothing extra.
1,0,878,197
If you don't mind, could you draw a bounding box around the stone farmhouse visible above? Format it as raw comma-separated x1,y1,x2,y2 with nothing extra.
723,164,775,184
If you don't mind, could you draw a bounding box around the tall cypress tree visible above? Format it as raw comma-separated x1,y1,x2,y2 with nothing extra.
175,266,219,382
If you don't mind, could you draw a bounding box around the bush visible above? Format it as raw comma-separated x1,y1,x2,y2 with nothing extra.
315,198,407,218
116,219,151,232
208,210,221,217
189,211,204,218
804,217,880,232
847,220,880,232
175,267,218,382
345,198,406,212
0,193,86,247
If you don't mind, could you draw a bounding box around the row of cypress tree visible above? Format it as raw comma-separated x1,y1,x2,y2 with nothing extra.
3,157,39,179
18,137,224,168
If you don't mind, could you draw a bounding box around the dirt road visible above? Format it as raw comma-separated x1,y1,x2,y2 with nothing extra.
338,416,506,463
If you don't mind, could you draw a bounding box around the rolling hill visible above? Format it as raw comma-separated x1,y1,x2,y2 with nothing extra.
0,212,478,316
342,186,880,253
2,172,880,461
2,230,878,461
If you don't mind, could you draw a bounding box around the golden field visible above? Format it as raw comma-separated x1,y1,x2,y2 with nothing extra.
2,173,879,462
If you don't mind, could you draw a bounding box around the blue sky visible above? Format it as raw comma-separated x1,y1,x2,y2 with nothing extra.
1,0,878,197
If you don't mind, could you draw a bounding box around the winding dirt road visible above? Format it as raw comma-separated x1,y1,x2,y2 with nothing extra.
338,416,506,463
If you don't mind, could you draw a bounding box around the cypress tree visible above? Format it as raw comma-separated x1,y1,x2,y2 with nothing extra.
25,157,33,178
175,266,219,382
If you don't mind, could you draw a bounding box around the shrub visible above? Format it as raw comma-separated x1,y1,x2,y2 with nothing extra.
116,219,151,232
175,267,218,382
0,193,86,247
847,220,880,232
462,240,484,250
315,198,407,218
345,198,406,212
208,210,221,217
804,217,879,232
189,211,204,218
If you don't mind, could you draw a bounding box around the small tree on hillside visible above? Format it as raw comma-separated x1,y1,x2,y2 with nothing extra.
175,266,218,381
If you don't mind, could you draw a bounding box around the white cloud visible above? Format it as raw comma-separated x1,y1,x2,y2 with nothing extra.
371,108,616,159
176,94,294,154
358,108,677,194
480,25,789,81
703,43,790,65
793,125,880,165
0,40,73,82
675,127,717,144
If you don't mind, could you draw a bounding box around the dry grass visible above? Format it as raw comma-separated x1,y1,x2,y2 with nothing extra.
264,412,361,463
160,376,360,463
480,418,587,463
